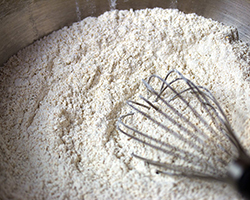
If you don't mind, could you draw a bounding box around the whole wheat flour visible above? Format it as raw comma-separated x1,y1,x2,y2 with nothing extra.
1,8,250,200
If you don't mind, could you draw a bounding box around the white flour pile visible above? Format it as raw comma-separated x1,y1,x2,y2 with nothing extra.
1,8,250,200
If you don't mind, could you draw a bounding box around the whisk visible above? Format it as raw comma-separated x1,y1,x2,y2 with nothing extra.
117,69,250,199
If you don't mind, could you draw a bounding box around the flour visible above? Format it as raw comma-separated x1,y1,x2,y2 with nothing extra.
1,8,250,200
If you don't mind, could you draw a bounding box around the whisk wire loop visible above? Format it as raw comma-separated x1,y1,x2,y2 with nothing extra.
161,70,243,152
144,74,233,159
117,69,250,199
117,104,212,167
117,69,250,185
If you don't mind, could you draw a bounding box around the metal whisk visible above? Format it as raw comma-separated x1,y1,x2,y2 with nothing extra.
117,69,250,199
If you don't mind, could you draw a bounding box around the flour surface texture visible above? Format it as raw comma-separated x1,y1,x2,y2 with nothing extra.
1,8,250,200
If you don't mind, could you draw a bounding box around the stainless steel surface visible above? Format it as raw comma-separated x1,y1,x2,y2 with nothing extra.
1,0,250,66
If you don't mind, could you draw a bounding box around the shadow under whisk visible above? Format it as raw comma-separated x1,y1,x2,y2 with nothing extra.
117,69,250,199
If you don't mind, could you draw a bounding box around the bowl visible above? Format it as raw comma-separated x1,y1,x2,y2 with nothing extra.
1,0,250,66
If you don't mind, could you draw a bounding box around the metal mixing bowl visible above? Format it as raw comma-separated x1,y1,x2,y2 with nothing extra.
1,0,250,66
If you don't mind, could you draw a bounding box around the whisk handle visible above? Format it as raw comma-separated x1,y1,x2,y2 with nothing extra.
237,167,250,199
228,158,250,199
